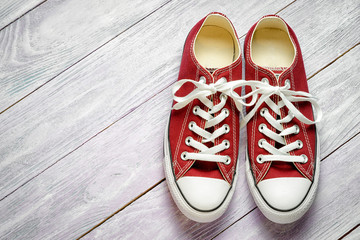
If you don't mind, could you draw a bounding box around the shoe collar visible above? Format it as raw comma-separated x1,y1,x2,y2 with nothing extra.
246,15,299,87
190,12,242,84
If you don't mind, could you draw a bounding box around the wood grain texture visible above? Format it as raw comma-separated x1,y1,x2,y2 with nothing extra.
0,0,294,202
77,42,360,240
0,0,45,30
0,0,358,115
278,0,360,77
216,134,360,240
0,0,169,111
0,0,359,239
0,93,172,239
0,0,358,202
0,0,172,199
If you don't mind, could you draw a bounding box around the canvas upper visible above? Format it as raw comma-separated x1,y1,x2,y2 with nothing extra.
243,15,322,220
164,12,242,221
244,15,318,184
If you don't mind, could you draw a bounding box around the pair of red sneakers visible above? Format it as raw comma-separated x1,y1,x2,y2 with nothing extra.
164,13,321,224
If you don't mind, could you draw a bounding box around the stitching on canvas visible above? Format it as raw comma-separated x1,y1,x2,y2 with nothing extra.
175,101,193,178
290,69,313,179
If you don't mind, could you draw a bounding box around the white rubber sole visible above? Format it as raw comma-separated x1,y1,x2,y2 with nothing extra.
163,120,238,223
245,133,320,224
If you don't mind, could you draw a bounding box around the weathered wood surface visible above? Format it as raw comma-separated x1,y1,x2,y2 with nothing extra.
0,0,359,239
0,0,44,30
0,0,169,111
2,23,359,240
0,0,295,202
1,0,358,204
281,0,360,77
82,42,360,240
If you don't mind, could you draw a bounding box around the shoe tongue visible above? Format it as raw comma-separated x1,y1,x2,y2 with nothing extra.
263,66,287,81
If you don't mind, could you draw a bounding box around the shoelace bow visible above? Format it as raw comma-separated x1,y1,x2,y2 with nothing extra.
172,77,322,165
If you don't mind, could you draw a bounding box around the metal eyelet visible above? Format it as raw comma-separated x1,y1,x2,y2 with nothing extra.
185,136,192,146
297,140,303,149
256,154,264,164
294,125,300,134
181,151,188,160
220,93,228,101
258,139,266,148
260,108,268,117
223,140,230,149
199,76,206,84
224,124,230,133
301,154,308,163
224,156,231,165
188,121,195,130
193,106,200,115
261,77,269,84
222,108,229,117
258,123,266,133
284,79,291,87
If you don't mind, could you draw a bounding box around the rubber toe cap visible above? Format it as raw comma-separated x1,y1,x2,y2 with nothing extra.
177,176,230,211
257,177,311,211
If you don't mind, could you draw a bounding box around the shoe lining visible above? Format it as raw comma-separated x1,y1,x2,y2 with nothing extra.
251,18,295,69
194,25,235,69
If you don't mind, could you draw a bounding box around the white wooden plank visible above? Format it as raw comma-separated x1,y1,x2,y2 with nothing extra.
0,0,169,111
0,0,44,30
1,34,359,240
0,0,295,201
279,0,360,76
0,93,173,239
79,41,360,240
215,134,360,240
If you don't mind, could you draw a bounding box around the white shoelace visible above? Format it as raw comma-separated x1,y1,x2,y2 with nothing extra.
172,76,322,165
233,78,322,164
172,76,246,165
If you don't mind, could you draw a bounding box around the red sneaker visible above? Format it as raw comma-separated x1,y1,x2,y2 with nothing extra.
243,15,322,223
164,12,243,222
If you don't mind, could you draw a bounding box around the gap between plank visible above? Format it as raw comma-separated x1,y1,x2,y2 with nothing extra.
0,0,173,115
307,42,360,80
320,132,360,162
338,224,360,240
237,0,297,40
0,0,47,32
211,207,257,240
76,178,165,239
275,0,297,15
